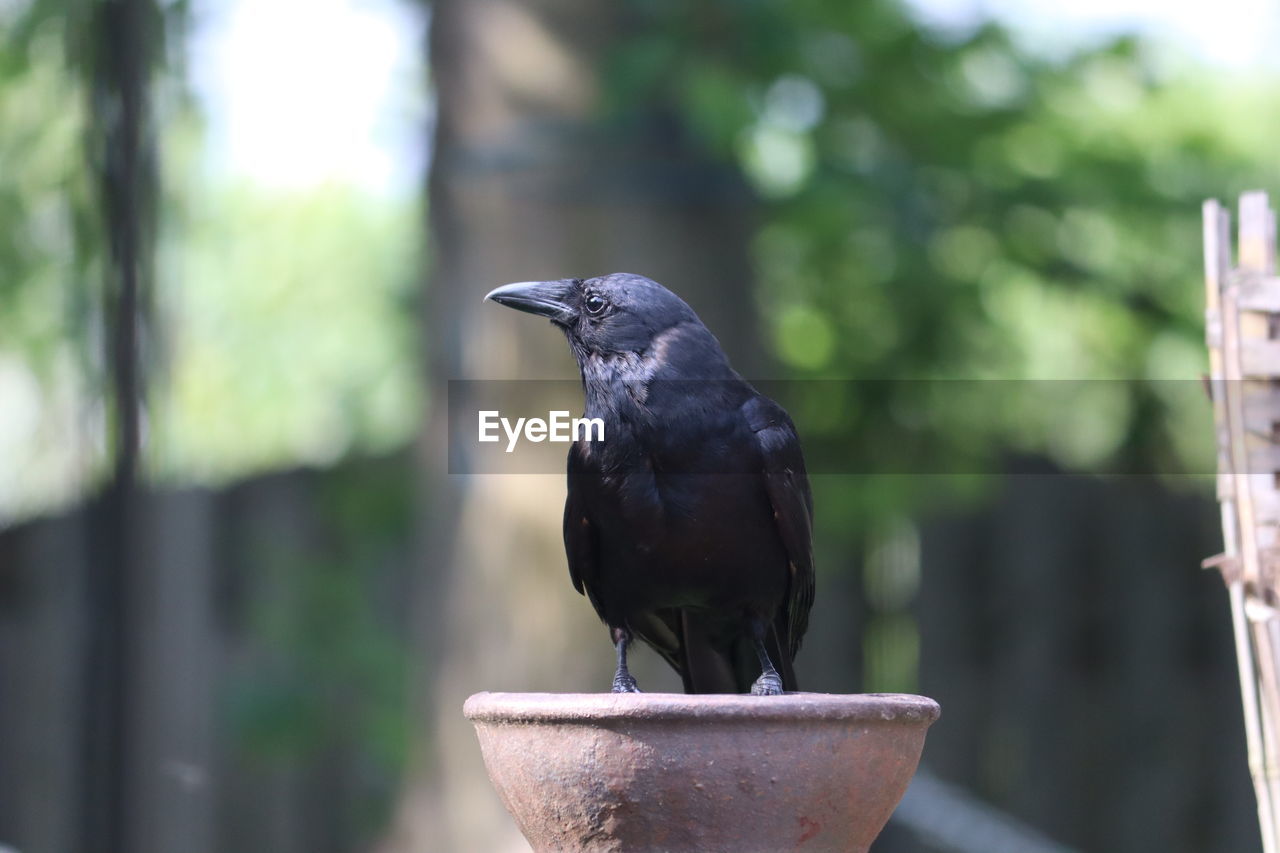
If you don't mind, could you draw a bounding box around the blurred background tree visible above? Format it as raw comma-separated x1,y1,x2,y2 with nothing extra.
1,0,1278,850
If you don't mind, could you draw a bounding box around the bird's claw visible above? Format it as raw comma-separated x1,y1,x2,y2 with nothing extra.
751,672,784,696
612,672,642,693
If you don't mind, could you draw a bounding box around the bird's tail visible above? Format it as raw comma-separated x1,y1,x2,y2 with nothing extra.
677,610,798,694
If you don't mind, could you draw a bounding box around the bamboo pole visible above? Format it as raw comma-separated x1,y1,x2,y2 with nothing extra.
1204,193,1280,853
1237,192,1280,837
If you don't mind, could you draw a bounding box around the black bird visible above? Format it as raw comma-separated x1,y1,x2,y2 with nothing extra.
485,273,814,694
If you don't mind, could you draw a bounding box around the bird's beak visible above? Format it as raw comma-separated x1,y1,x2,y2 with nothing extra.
484,279,578,326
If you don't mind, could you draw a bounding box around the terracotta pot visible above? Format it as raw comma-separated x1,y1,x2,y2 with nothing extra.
464,692,940,852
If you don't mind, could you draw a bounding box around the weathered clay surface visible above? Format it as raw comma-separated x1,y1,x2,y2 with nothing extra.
464,692,940,853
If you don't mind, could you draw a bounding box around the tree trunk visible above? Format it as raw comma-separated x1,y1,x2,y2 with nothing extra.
386,2,759,850
80,0,157,850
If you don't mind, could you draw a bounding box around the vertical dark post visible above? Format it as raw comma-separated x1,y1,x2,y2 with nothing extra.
79,0,155,850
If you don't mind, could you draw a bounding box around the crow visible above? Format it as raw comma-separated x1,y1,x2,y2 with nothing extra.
485,273,814,695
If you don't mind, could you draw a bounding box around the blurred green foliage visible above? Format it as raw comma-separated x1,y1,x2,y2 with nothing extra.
0,1,421,518
150,182,421,483
0,5,86,368
0,2,96,515
607,0,1280,523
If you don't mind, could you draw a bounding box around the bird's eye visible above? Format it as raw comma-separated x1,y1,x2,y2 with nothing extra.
584,294,606,315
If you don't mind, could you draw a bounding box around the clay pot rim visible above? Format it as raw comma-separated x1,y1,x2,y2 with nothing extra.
464,691,940,725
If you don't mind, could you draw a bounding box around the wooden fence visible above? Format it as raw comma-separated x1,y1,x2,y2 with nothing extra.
0,456,1259,853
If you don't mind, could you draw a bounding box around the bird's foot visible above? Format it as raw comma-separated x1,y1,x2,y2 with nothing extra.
611,672,642,693
751,671,785,696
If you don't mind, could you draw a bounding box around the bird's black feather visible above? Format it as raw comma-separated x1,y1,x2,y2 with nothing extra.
492,272,816,693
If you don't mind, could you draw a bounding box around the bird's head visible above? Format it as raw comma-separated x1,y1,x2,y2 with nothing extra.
484,272,699,357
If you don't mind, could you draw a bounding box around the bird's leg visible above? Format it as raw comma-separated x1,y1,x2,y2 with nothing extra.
611,626,641,693
749,618,785,696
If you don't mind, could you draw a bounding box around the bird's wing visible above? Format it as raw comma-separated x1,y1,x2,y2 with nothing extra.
563,442,601,611
744,395,815,661
565,444,690,680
